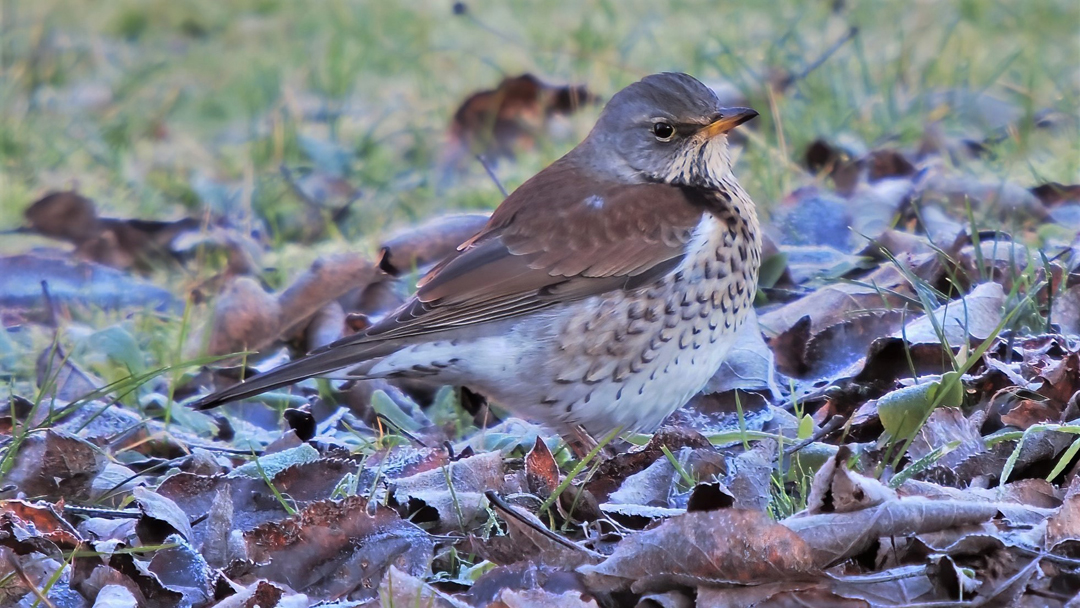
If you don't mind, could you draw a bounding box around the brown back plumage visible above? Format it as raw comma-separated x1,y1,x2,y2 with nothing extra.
347,157,710,342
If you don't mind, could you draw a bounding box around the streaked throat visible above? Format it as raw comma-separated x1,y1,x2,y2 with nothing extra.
661,136,734,191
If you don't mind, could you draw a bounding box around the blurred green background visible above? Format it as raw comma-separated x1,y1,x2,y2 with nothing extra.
1,0,1077,265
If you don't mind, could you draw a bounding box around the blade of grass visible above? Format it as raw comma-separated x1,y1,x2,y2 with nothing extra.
539,427,620,516
250,449,297,515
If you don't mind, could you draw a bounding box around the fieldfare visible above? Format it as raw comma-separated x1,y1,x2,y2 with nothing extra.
192,72,761,439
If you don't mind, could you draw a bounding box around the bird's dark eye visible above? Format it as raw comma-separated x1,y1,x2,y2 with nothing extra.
652,122,675,141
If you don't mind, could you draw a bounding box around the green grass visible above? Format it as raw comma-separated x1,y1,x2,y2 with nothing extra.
2,1,1076,235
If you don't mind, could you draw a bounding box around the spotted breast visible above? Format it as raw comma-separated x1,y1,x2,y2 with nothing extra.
518,184,761,434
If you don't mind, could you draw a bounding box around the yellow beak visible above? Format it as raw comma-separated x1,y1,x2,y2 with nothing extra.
701,107,759,138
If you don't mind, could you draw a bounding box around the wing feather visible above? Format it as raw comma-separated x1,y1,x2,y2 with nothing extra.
329,159,707,346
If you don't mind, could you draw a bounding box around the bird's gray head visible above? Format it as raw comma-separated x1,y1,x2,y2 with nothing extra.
576,72,757,189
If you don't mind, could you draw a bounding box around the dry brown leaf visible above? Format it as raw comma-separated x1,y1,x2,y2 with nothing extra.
276,252,379,339
579,509,819,593
73,549,186,608
207,580,288,608
376,566,470,608
0,430,105,502
483,501,602,568
92,585,141,608
829,564,936,605
391,451,504,532
697,580,870,608
157,458,357,547
146,535,214,606
0,499,83,557
761,264,912,340
784,497,1000,568
585,428,712,503
605,453,679,509
724,440,776,512
898,281,1004,345
702,309,780,398
132,487,194,545
920,173,1048,221
24,190,101,242
465,562,594,607
1031,182,1080,207
23,190,200,271
207,276,282,357
300,300,347,351
442,73,595,170
806,447,897,515
907,407,989,483
491,587,600,608
237,496,432,601
378,213,491,276
525,436,560,500
1046,476,1080,557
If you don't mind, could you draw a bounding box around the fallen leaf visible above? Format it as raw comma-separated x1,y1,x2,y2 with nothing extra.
377,566,471,608
234,496,432,601
147,534,214,606
585,428,712,503
207,580,289,608
466,562,595,607
806,447,897,514
1,430,105,501
0,499,83,557
207,276,282,357
784,497,999,567
579,509,818,593
525,436,560,500
22,190,201,270
1046,476,1080,557
391,451,503,532
442,74,595,171
697,580,870,608
276,252,379,339
133,487,194,544
157,456,357,547
93,584,141,608
378,213,491,276
897,281,1005,345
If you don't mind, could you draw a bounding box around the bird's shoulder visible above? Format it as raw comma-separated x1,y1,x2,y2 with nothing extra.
361,159,716,341
463,159,711,262
420,159,712,294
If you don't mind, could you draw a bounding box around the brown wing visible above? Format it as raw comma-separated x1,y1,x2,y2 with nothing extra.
339,159,706,344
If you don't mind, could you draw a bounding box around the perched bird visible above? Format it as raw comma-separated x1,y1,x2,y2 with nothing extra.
192,72,761,440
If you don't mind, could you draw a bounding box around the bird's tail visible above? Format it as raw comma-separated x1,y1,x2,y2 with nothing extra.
189,341,394,411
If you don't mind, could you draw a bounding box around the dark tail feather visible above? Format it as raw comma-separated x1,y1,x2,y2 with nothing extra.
189,342,391,411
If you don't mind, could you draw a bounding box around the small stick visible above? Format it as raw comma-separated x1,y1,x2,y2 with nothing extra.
475,155,509,198
40,280,59,328
484,490,600,556
784,415,844,456
778,27,858,91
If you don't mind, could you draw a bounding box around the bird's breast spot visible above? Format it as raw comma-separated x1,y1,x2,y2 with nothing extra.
584,194,605,209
